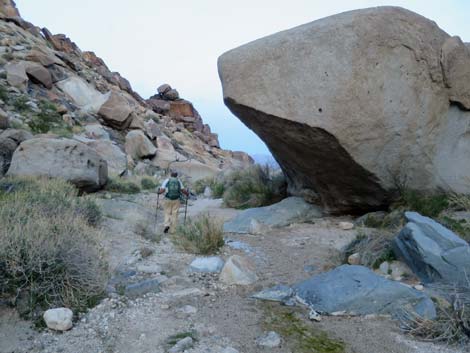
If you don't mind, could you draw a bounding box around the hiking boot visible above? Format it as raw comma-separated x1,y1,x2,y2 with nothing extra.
164,226,170,234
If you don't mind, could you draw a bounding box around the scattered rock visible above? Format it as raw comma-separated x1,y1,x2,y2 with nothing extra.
219,6,470,213
251,285,293,302
220,255,258,285
189,256,224,273
124,278,160,298
256,331,281,348
347,253,361,265
414,284,424,291
224,197,322,233
136,264,162,274
0,128,32,176
339,221,354,230
7,137,108,191
309,309,322,321
83,124,110,140
5,62,28,91
393,211,470,285
168,336,194,353
294,265,436,319
43,308,73,331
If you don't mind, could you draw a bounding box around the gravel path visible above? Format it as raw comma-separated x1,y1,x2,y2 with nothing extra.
0,194,467,353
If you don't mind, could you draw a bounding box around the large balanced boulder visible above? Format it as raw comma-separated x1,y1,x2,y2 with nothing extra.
7,138,107,191
224,197,322,233
294,265,436,319
218,7,470,214
393,212,470,285
98,92,133,129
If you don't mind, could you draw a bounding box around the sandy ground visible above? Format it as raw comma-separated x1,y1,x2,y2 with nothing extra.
0,194,467,353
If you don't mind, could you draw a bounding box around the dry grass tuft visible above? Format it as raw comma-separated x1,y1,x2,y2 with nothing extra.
171,213,224,254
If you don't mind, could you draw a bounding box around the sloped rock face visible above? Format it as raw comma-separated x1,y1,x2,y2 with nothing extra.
7,138,108,191
219,7,470,214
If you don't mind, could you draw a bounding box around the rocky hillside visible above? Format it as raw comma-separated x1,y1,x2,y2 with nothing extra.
0,0,253,190
219,6,470,214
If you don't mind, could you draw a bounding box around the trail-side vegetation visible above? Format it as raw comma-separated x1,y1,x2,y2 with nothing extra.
171,213,224,255
0,177,107,324
193,165,287,209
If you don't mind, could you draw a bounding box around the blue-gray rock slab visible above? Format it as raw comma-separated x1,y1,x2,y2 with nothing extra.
189,256,224,273
393,211,470,285
252,285,294,302
124,278,160,298
294,265,436,319
223,197,322,233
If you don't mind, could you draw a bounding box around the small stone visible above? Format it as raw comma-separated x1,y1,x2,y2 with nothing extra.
379,261,390,275
308,309,322,321
43,308,73,331
189,256,224,273
347,253,361,265
256,331,281,348
414,284,424,291
339,221,354,230
168,336,193,353
136,264,162,274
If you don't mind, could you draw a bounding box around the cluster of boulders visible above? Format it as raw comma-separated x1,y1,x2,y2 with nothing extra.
0,0,252,191
219,6,470,214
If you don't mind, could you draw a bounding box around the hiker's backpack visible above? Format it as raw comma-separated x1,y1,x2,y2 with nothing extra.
166,177,181,200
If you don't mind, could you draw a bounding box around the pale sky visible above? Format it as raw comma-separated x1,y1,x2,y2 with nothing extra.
15,0,470,155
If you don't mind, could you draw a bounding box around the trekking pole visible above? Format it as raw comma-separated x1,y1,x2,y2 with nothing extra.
184,189,189,225
155,192,160,230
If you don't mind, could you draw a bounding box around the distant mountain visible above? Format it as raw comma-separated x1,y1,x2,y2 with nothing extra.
251,154,280,169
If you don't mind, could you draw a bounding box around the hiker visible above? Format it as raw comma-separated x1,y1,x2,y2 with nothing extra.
158,171,188,234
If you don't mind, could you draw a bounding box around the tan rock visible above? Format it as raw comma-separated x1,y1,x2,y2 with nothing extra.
7,138,107,191
218,7,470,213
87,140,127,176
24,62,52,89
339,222,354,230
347,253,361,265
5,62,28,91
125,130,157,160
98,92,133,129
220,255,258,285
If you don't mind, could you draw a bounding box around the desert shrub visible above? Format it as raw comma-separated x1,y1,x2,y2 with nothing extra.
141,177,158,190
193,177,225,198
399,282,470,345
171,213,224,254
0,177,108,321
29,100,72,136
105,177,141,194
223,165,286,209
393,190,448,218
448,194,470,212
12,95,30,112
0,84,9,102
342,229,396,269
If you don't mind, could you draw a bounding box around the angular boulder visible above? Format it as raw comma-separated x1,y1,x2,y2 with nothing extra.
24,62,53,89
393,212,470,285
98,92,133,129
5,62,28,91
125,130,157,160
220,255,258,285
7,138,107,191
87,140,127,176
189,256,224,273
294,265,436,319
218,7,470,214
223,197,322,233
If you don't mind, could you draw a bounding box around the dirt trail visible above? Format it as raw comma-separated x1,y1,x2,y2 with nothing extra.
0,194,466,353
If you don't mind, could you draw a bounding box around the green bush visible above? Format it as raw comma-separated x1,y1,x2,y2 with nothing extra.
141,177,158,190
193,177,225,198
171,213,224,254
394,190,448,218
0,177,107,321
105,177,141,194
223,165,286,209
0,84,9,103
28,100,72,136
13,95,30,112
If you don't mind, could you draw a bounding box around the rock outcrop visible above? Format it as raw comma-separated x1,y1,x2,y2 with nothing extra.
219,7,470,214
393,212,470,285
7,138,108,191
0,1,253,187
